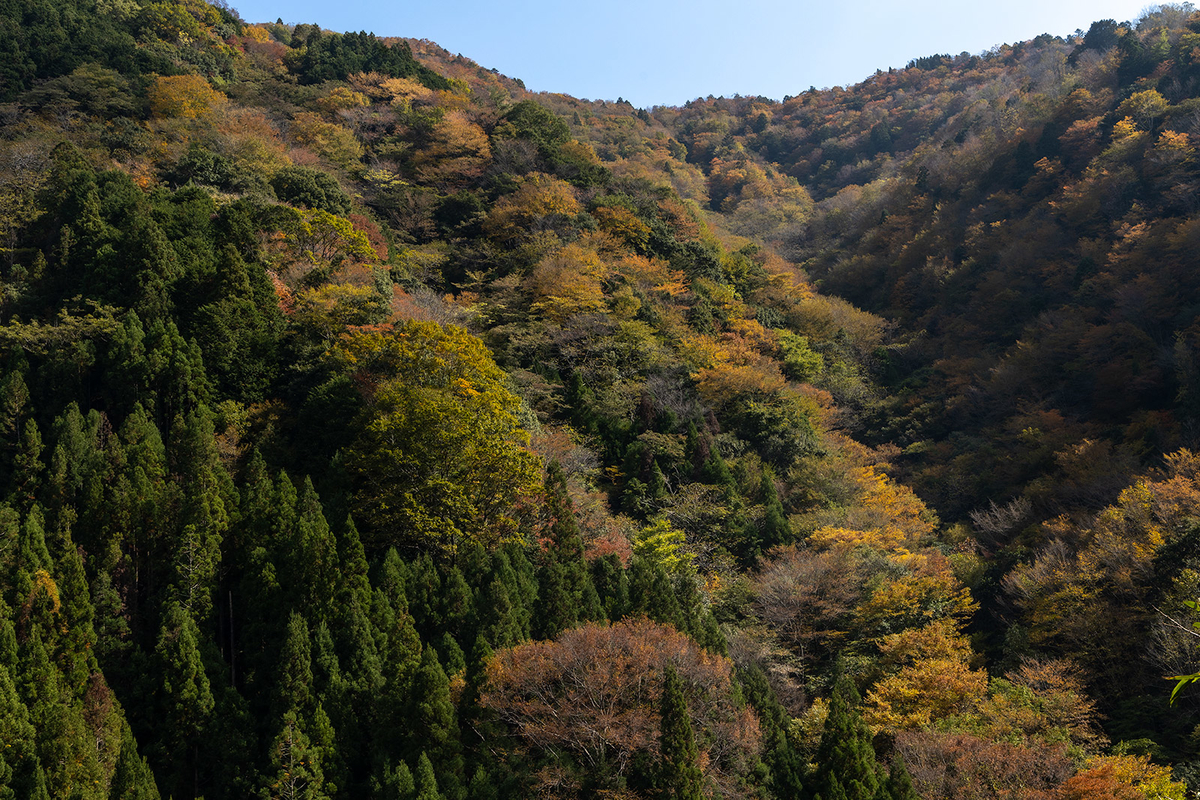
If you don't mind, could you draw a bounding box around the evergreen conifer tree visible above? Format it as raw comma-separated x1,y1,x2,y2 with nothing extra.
628,557,682,627
475,574,520,649
0,661,38,798
813,675,880,800
414,752,444,800
380,759,414,800
289,477,339,622
591,554,630,621
108,721,161,799
439,565,475,641
152,601,214,797
466,765,498,800
659,665,704,800
409,647,464,799
273,612,313,719
407,553,442,638
737,665,804,798
759,467,791,551
265,709,330,800
878,754,920,800
504,544,538,639
534,560,574,639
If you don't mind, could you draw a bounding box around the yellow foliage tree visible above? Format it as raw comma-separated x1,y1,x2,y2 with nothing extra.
526,243,608,323
148,75,227,119
291,112,365,170
340,322,542,552
483,174,581,245
864,620,988,733
413,111,492,187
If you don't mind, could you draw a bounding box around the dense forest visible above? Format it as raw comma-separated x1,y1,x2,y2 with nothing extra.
2,0,1200,797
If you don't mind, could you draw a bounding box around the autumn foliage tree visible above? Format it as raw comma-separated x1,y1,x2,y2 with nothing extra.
480,618,760,796
341,321,541,553
148,75,228,119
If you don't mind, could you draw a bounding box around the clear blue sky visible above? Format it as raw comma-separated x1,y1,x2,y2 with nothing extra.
231,0,1158,107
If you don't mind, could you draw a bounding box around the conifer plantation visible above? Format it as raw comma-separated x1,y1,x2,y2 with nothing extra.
2,0,1200,797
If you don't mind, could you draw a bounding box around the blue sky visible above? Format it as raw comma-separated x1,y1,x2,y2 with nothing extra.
231,0,1158,107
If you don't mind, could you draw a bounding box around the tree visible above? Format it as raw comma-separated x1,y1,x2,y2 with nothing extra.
480,619,759,794
153,601,214,797
408,647,464,799
264,710,331,800
342,322,541,553
863,621,988,733
270,167,352,216
879,754,920,800
659,665,704,800
759,467,791,550
813,675,880,800
413,752,444,800
148,75,227,119
895,731,1072,800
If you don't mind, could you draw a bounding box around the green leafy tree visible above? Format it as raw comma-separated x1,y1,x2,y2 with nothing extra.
270,167,352,216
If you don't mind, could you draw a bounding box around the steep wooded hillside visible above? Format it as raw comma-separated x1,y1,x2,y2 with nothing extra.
0,1,1198,798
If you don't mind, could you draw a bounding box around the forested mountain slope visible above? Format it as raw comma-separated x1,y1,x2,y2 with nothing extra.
0,1,1198,798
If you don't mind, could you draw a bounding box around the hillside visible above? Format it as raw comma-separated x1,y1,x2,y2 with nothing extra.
0,1,1198,798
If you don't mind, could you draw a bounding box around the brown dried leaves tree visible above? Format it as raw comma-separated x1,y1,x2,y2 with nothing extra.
480,618,760,795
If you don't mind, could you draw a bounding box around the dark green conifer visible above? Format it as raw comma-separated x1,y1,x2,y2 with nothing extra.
108,721,161,799
407,553,442,638
628,557,681,627
28,765,49,800
648,460,669,500
759,467,791,551
335,591,384,699
376,547,411,615
54,536,96,691
264,709,330,800
534,560,574,639
152,601,214,796
274,612,313,718
380,759,414,800
591,554,630,621
461,634,493,715
659,665,703,800
737,664,804,798
11,418,42,507
438,632,466,675
409,647,464,800
878,754,920,800
0,661,38,797
310,622,344,700
337,517,372,608
579,573,604,623
289,477,339,621
503,544,538,639
467,765,498,800
439,565,474,641
813,675,880,800
414,752,444,800
475,573,520,648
